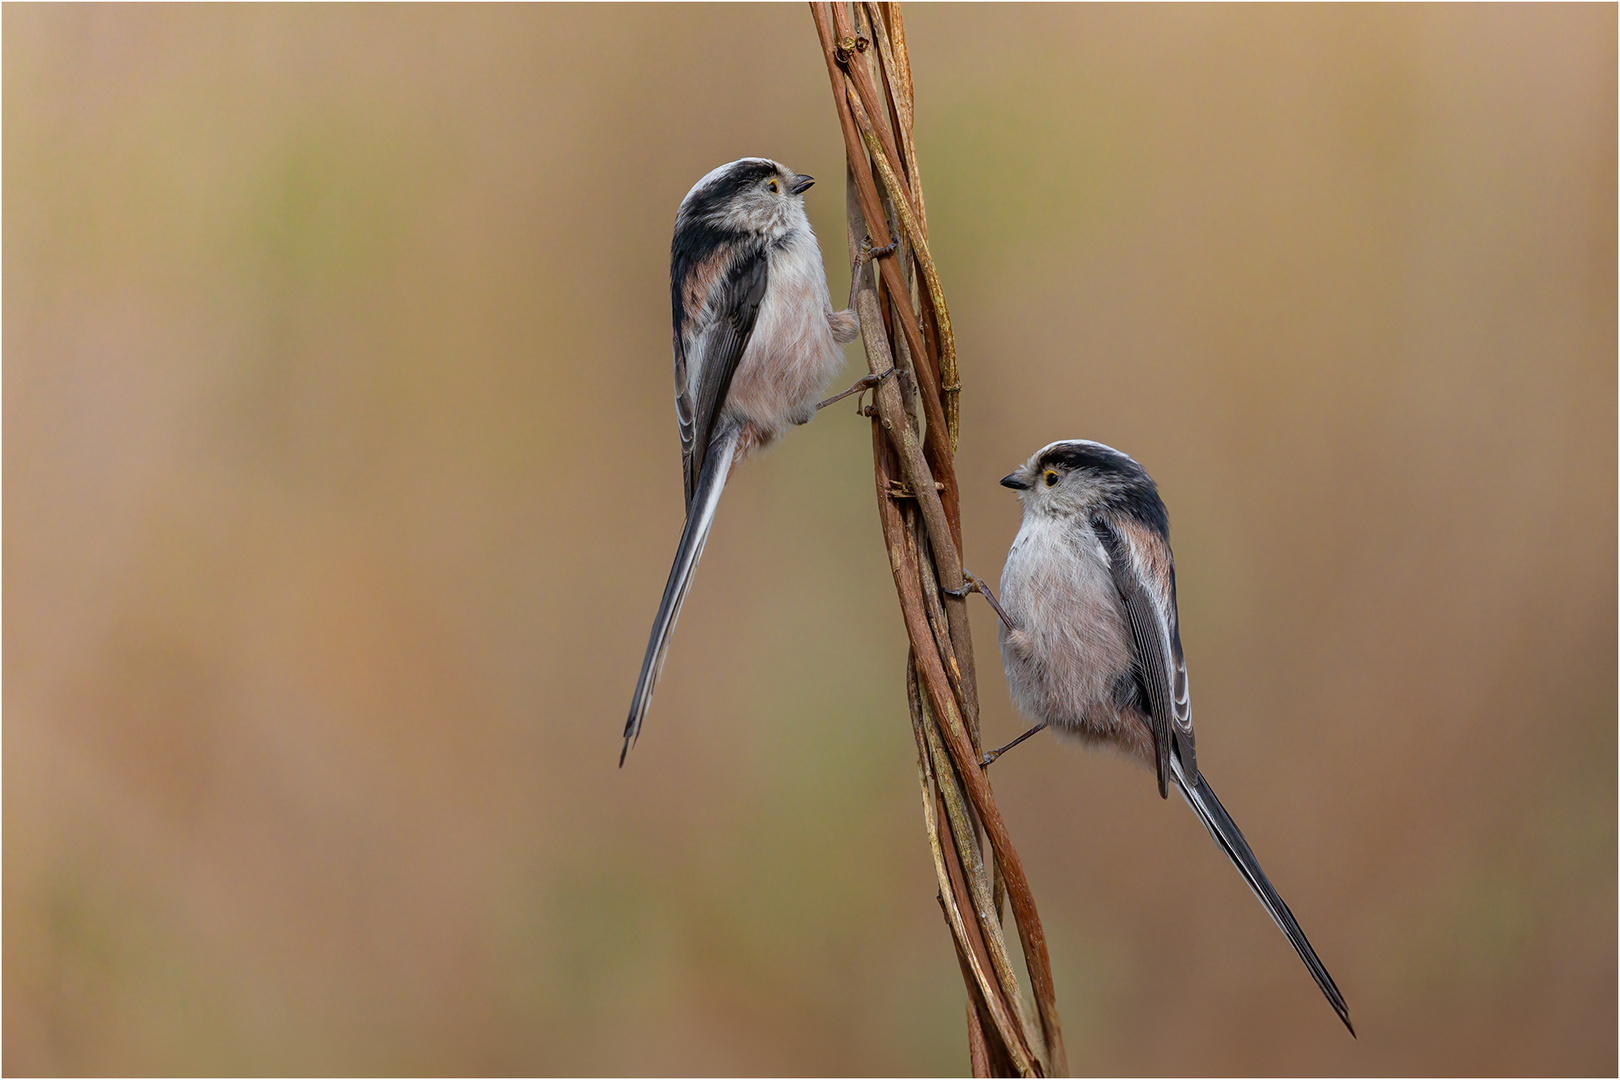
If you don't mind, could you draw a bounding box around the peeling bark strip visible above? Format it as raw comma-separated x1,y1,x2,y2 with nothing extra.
809,5,1069,1076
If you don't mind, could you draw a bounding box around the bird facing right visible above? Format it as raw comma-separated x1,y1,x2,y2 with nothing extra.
621,157,879,767
989,438,1354,1036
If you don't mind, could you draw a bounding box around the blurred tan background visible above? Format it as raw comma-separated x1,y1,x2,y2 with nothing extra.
5,4,1614,1075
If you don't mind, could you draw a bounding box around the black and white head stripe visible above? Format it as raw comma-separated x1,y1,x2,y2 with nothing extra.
677,158,780,223
1036,439,1169,540
1033,438,1139,474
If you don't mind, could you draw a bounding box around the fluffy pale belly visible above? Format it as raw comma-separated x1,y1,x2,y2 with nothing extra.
724,256,845,449
998,514,1152,761
727,309,841,438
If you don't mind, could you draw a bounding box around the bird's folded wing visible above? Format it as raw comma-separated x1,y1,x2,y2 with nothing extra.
676,244,769,509
1164,562,1195,773
1092,515,1185,796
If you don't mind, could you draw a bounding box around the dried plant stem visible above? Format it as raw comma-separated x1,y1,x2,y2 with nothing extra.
917,666,1036,1049
810,5,1069,1075
810,4,959,537
865,3,925,240
909,659,1037,1076
841,82,959,451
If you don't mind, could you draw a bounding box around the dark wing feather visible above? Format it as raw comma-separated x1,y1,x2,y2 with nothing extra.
1092,516,1183,797
675,244,768,509
1164,562,1196,777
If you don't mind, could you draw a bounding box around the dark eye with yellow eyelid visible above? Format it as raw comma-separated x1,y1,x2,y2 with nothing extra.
1044,471,1059,486
767,179,779,193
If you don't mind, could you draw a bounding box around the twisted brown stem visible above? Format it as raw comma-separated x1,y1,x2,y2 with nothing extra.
810,5,1069,1075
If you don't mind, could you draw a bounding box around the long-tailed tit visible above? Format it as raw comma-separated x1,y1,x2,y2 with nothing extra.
622,157,888,765
968,439,1353,1035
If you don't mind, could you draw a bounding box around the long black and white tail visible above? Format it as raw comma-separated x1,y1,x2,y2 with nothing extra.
1172,756,1355,1036
621,428,739,766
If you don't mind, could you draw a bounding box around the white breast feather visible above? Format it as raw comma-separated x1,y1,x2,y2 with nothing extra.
723,229,845,435
999,512,1135,733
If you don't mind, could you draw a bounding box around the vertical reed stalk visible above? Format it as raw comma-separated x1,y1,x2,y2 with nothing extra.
809,5,1069,1074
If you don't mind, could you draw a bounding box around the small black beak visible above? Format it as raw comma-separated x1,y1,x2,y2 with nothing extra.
788,173,815,195
1000,472,1031,490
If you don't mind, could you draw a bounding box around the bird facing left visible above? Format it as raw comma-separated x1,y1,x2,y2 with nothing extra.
621,157,879,765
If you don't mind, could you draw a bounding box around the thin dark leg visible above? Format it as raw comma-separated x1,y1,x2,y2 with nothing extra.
821,235,904,412
943,571,1017,633
817,365,898,410
981,722,1047,767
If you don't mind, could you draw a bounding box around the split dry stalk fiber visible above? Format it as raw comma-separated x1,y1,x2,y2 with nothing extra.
809,5,1069,1075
